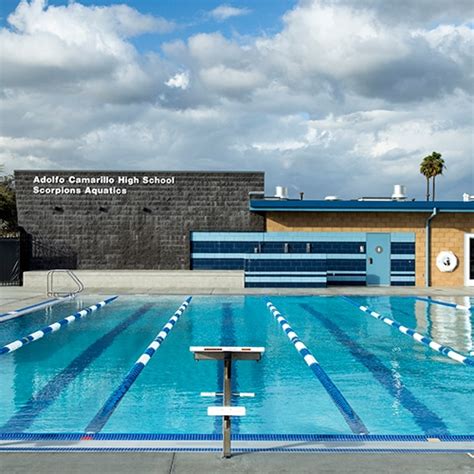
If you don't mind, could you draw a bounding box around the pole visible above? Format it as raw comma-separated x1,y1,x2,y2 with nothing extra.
223,353,232,458
425,207,438,287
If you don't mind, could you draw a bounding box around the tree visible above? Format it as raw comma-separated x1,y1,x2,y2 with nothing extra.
429,152,445,201
420,152,445,201
420,155,435,201
0,167,17,232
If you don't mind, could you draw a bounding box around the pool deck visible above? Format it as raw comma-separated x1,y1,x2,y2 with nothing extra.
0,451,473,473
1,285,473,314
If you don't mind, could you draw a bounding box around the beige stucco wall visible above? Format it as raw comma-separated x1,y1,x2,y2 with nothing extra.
265,212,474,287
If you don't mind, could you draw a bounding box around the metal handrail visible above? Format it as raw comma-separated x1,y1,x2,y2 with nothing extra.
47,270,84,297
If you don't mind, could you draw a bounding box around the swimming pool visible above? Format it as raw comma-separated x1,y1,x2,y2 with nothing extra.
0,295,472,437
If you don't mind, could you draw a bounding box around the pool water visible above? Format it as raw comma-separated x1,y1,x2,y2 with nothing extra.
0,295,472,436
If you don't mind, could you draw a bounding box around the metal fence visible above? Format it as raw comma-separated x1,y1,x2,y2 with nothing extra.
0,234,21,286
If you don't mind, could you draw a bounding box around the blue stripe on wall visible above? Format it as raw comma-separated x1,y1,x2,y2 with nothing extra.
191,232,368,242
192,241,366,254
191,259,244,270
391,242,415,254
246,282,327,288
246,276,326,283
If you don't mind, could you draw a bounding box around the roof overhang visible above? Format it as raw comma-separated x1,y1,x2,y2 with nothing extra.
249,200,474,213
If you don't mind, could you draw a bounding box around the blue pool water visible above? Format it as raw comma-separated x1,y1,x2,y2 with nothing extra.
0,295,472,436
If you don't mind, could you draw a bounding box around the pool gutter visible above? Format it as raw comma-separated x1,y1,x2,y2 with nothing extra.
0,434,473,453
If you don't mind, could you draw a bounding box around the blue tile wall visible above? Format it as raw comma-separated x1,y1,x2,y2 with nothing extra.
327,258,366,271
245,282,326,288
245,259,327,272
191,258,244,270
391,242,415,254
191,242,259,253
391,260,416,271
390,240,415,286
191,240,365,254
190,232,417,287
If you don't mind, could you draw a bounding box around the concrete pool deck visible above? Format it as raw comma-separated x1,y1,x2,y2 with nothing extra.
0,451,473,473
1,284,473,314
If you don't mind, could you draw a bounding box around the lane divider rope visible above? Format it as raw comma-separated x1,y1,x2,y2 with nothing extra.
266,300,369,435
84,296,193,434
415,297,471,311
0,296,73,323
341,296,474,367
0,296,118,356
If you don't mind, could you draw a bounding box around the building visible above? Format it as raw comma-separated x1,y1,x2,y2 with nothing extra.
13,170,474,288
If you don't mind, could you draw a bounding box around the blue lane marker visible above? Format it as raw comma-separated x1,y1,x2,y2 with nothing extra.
300,303,450,437
0,298,60,321
85,297,192,434
213,303,240,435
266,300,369,435
0,304,153,433
415,297,472,311
0,296,118,356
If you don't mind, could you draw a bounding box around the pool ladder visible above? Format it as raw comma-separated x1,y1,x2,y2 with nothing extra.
47,270,85,297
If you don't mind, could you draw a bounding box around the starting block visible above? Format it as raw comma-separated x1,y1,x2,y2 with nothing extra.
190,346,264,458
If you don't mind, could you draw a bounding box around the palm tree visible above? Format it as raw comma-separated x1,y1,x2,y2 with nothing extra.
429,152,445,201
420,155,435,201
420,152,445,201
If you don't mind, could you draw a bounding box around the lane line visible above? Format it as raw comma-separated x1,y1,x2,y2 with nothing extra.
85,297,192,434
300,303,450,436
341,296,474,367
0,303,153,433
415,297,471,311
0,296,118,356
266,300,369,435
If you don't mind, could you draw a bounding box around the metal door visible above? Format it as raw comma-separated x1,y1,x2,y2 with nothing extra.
366,233,390,286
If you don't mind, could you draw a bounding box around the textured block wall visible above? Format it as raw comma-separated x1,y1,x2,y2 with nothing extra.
266,212,474,287
430,213,474,287
14,171,265,270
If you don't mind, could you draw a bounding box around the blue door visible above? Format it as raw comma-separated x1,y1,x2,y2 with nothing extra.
366,233,391,286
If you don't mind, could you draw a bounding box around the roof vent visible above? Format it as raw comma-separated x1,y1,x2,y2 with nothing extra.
392,184,407,200
275,186,288,199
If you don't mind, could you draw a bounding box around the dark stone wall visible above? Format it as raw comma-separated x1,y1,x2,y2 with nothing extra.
14,171,265,270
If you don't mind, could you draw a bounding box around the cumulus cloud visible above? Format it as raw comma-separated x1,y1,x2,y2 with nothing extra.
0,0,472,200
165,71,190,90
209,4,251,21
0,0,174,93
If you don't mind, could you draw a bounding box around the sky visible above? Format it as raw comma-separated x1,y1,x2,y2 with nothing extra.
0,0,473,200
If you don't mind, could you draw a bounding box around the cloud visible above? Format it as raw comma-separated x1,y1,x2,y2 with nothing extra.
209,4,251,21
0,0,472,200
254,0,472,102
165,71,190,90
1,0,174,94
328,0,474,25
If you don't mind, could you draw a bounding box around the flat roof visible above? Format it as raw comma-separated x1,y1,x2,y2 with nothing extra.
249,200,474,213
